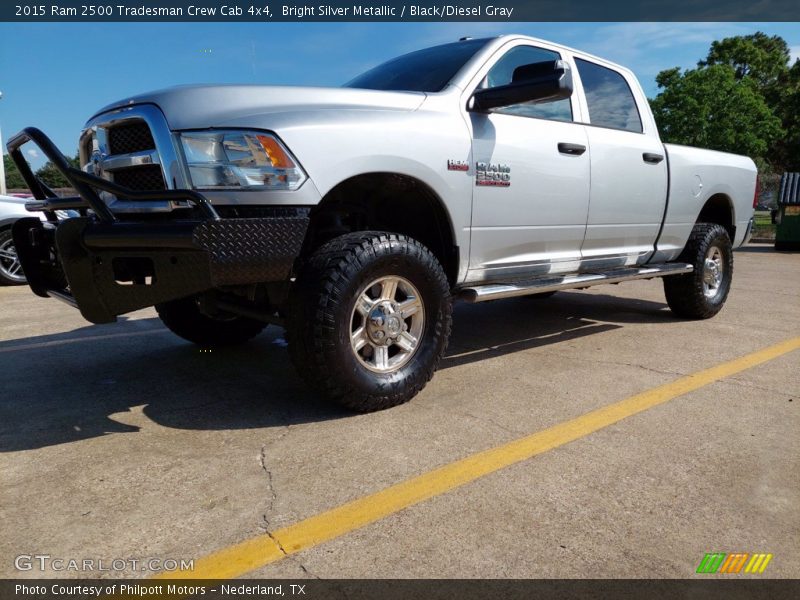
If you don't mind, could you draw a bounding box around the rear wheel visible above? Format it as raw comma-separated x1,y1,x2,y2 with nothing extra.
287,231,452,412
0,228,26,286
664,223,733,319
156,296,267,346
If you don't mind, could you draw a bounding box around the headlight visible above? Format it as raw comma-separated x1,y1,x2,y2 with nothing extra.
179,131,307,191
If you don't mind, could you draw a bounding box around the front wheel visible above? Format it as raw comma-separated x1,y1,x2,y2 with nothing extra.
664,223,733,319
287,232,452,412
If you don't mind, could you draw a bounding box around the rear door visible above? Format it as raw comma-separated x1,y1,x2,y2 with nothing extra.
573,57,668,268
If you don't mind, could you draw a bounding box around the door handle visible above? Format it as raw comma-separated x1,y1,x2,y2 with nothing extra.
558,142,587,156
643,152,664,164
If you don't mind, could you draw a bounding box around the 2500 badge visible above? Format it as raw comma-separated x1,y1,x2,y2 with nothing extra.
476,162,511,187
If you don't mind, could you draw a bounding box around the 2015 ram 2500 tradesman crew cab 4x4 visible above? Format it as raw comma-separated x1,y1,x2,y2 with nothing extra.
8,35,757,411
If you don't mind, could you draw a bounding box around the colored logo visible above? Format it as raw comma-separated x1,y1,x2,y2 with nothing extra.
696,552,773,574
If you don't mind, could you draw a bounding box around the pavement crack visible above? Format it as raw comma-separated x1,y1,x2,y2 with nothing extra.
294,559,322,579
410,400,524,436
455,408,524,436
264,527,288,556
258,443,281,540
259,441,317,577
263,527,321,579
720,377,797,397
257,416,299,568
550,351,685,377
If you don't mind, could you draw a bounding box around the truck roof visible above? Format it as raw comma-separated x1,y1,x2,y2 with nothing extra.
456,34,638,84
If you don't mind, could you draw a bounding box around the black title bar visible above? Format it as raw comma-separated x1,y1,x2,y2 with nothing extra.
3,0,800,22
4,579,800,600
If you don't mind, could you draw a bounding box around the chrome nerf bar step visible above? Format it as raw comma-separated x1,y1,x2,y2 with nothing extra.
460,263,694,303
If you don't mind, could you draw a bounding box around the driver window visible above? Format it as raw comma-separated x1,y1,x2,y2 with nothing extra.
483,46,573,122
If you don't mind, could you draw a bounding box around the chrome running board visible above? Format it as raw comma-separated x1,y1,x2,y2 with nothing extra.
459,263,693,303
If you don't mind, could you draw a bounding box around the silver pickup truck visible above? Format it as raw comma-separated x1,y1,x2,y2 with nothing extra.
8,35,757,411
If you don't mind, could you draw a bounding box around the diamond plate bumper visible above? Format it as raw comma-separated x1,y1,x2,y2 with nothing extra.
12,214,309,324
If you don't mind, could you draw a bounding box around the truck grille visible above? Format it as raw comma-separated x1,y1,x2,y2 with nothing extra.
113,165,166,191
81,105,182,212
107,121,157,155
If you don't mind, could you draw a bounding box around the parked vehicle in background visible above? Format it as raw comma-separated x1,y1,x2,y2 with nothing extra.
0,194,37,285
0,195,76,285
8,35,757,411
774,172,800,250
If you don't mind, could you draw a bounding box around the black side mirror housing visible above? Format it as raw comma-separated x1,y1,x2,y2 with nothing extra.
469,59,573,112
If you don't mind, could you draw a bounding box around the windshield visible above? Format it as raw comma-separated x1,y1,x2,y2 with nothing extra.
344,38,491,93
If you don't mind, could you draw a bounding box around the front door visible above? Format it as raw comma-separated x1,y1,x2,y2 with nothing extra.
467,44,591,283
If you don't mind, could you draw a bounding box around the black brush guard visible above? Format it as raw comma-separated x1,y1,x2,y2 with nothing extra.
7,128,309,324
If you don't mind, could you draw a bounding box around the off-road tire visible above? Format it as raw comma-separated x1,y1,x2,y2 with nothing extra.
156,296,267,346
664,223,733,319
287,232,452,412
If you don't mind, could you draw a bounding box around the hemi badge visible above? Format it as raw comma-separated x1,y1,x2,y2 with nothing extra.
447,159,469,171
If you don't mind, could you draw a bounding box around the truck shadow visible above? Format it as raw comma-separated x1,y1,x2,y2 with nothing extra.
737,245,776,253
0,291,673,452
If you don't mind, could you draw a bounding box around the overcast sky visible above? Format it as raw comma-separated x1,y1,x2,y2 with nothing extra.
1,22,798,169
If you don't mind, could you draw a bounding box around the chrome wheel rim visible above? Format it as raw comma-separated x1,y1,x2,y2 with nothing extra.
702,245,724,298
350,275,425,374
0,237,25,283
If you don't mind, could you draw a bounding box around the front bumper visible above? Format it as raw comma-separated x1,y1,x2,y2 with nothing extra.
7,127,308,324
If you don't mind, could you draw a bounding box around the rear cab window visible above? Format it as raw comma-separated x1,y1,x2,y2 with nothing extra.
575,58,642,133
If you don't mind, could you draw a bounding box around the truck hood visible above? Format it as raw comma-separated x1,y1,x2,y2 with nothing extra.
92,85,427,130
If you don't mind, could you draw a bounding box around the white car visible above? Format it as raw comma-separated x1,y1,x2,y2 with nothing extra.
0,194,36,285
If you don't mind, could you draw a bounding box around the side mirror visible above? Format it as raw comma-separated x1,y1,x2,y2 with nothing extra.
469,59,573,112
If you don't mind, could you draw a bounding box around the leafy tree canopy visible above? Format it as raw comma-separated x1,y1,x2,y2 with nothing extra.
2,153,28,190
34,154,80,188
3,151,81,191
651,65,783,162
651,32,798,172
699,32,790,87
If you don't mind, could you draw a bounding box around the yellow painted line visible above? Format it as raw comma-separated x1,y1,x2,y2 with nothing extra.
156,336,800,580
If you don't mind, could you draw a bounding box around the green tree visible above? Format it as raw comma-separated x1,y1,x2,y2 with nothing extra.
672,31,800,172
34,153,80,188
774,61,800,170
650,64,784,165
3,153,28,189
699,32,790,88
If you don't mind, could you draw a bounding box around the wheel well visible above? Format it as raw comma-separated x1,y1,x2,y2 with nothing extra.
697,194,735,240
301,173,458,285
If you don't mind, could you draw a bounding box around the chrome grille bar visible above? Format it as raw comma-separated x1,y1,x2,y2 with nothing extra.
79,104,188,213
98,149,160,172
